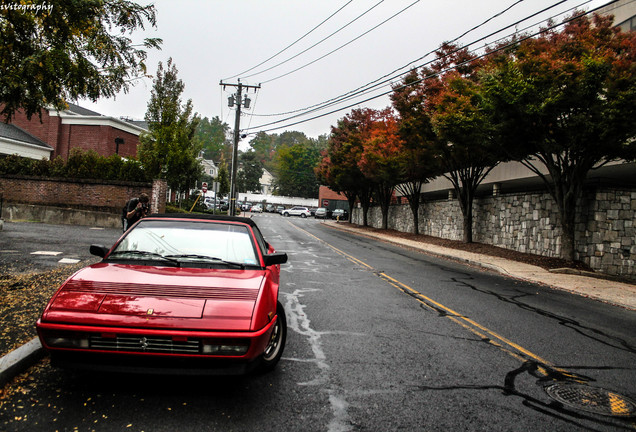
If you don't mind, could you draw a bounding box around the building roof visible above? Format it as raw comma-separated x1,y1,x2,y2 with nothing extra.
0,122,53,150
65,103,103,116
126,119,148,130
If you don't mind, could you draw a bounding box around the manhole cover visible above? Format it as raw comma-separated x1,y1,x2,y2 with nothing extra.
545,382,636,417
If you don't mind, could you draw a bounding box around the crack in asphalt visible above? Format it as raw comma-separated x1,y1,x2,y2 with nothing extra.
448,276,636,355
282,286,354,432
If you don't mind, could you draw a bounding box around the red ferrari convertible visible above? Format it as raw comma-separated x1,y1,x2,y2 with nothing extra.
37,214,288,375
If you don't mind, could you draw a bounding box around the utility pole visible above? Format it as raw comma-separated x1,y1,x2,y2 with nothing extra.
220,80,260,216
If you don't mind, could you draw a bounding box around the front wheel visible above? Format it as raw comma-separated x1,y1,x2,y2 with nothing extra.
283,212,289,217
259,301,287,372
300,213,307,218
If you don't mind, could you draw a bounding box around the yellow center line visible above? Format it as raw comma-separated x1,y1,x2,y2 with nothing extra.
290,221,576,378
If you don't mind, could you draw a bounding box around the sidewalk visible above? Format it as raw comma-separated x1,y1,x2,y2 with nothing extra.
324,221,636,311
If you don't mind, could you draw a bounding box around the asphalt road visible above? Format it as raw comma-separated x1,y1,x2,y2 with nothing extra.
0,221,123,274
1,215,635,431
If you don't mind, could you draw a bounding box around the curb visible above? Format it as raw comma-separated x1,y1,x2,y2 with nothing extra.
0,338,45,387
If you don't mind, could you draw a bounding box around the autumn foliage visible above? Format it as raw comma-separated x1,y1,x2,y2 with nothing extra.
320,11,636,257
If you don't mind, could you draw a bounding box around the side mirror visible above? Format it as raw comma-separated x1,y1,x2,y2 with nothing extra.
263,252,288,267
90,244,109,258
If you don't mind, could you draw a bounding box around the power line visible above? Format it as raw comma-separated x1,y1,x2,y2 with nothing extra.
250,0,532,118
246,0,579,130
259,0,585,123
260,0,421,84
240,0,386,80
223,0,355,80
245,2,615,135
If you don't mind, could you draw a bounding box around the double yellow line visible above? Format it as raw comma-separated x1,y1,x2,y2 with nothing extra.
291,222,570,377
290,222,636,418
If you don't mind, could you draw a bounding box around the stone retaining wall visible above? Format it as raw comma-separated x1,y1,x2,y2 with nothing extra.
352,187,635,280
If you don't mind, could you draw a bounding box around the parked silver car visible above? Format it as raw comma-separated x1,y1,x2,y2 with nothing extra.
282,206,311,218
315,207,330,218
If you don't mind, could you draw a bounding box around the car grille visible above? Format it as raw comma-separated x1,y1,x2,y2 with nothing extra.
63,280,259,301
89,335,201,354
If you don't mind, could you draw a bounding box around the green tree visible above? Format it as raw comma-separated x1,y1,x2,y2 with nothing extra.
274,143,321,198
138,58,201,202
483,12,636,260
237,150,264,193
217,158,230,198
0,0,161,121
249,130,320,173
196,116,231,162
248,131,277,170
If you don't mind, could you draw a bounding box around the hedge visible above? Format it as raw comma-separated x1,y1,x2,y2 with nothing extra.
0,149,150,182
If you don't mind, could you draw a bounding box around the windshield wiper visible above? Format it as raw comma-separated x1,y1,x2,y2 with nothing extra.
108,250,180,266
165,254,246,269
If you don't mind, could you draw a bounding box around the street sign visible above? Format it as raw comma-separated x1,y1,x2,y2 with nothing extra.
202,182,208,193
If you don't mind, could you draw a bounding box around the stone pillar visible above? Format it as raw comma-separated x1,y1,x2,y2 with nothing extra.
151,179,168,214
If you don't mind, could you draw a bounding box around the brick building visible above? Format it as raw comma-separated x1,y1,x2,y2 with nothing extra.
0,103,147,160
318,186,350,211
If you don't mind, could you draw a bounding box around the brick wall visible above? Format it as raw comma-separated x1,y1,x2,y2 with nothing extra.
0,175,166,214
9,109,60,146
318,185,350,209
352,186,635,280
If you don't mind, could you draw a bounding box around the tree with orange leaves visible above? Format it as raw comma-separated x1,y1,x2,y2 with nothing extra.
393,43,498,242
483,12,636,261
358,108,405,230
316,108,374,225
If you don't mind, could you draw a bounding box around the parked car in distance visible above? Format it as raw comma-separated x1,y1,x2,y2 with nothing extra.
250,204,263,213
314,207,331,219
282,206,311,218
332,209,348,220
36,214,288,375
265,204,276,213
204,197,220,210
276,206,286,214
241,202,253,211
309,207,318,217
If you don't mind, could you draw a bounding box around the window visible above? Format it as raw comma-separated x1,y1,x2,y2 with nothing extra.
114,220,259,266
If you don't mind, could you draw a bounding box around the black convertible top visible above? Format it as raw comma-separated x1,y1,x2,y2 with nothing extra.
146,213,258,228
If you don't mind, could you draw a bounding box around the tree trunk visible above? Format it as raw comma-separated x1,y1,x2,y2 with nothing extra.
410,200,420,235
462,204,473,244
359,186,373,227
375,183,394,230
344,191,357,224
555,185,579,262
362,203,370,227
457,185,473,243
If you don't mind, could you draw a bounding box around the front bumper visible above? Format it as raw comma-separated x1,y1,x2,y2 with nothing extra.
37,318,278,375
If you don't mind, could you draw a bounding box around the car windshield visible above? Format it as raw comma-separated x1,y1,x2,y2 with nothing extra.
111,219,259,267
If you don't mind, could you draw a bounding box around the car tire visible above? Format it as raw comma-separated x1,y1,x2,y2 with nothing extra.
301,213,307,218
283,212,289,217
259,301,287,372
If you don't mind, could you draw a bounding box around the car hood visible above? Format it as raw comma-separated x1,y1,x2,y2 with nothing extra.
43,263,266,331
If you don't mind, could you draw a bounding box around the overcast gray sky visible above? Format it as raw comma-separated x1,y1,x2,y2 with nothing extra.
83,0,610,139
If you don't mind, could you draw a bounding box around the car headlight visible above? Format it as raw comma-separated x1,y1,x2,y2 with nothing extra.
202,340,249,355
45,336,89,349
